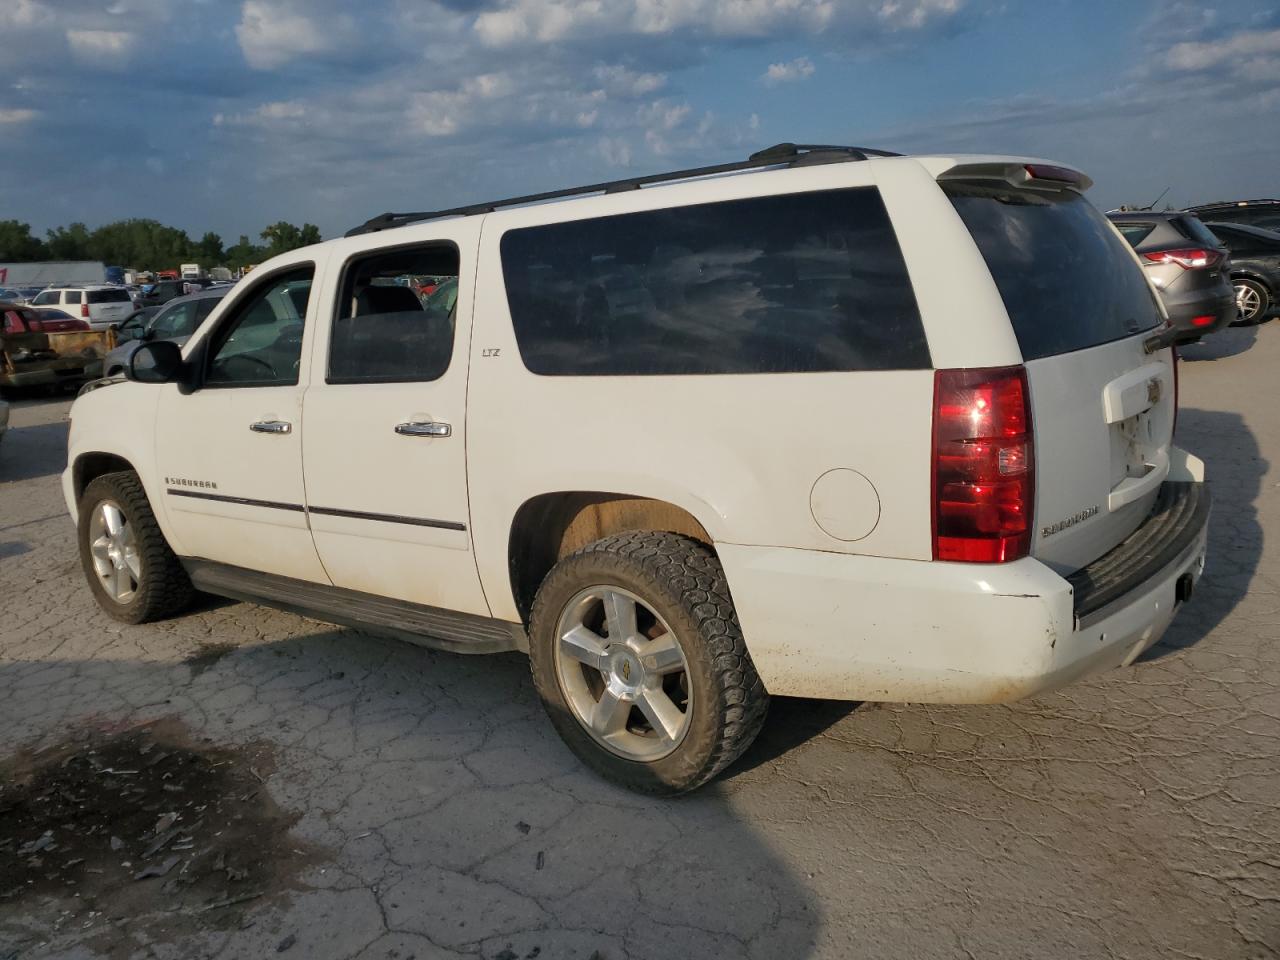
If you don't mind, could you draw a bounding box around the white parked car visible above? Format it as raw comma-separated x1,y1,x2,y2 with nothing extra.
30,285,134,331
62,144,1209,793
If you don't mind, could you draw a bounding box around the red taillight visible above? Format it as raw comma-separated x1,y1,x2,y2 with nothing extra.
80,301,90,318
1189,314,1215,327
1142,248,1223,269
932,366,1035,563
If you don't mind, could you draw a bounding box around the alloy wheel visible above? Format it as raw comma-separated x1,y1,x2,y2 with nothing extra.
1235,281,1263,322
88,500,141,603
553,585,692,762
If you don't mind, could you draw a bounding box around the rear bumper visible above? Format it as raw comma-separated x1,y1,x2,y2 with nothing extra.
1163,289,1236,339
719,478,1210,704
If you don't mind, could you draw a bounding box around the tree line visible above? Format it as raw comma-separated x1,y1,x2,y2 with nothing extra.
0,218,322,272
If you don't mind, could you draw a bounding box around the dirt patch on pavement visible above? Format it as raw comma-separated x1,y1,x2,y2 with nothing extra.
0,716,316,956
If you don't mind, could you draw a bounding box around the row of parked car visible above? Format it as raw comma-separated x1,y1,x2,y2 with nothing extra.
1108,198,1280,341
0,278,233,394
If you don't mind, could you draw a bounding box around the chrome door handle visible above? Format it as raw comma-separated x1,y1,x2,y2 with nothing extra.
395,420,451,438
250,420,292,434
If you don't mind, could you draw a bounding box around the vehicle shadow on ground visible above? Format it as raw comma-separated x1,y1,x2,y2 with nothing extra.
1141,406,1266,662
0,624,824,959
0,421,69,484
725,695,860,777
1178,323,1259,361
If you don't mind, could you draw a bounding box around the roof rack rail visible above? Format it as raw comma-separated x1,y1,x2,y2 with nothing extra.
345,142,901,237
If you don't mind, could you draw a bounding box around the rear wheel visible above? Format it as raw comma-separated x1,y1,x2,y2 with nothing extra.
78,471,193,624
528,532,768,795
1233,277,1270,324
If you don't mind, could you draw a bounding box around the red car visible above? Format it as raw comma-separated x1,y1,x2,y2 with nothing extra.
2,301,91,333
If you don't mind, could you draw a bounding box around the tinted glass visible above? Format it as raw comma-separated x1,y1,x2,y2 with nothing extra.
206,267,313,387
88,289,131,304
31,291,57,305
1210,223,1280,249
1174,215,1222,248
501,187,927,376
195,296,223,321
1114,222,1155,246
329,244,458,384
945,183,1162,360
150,301,198,340
65,291,83,304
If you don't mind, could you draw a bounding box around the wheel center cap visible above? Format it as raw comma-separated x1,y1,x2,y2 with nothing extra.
608,648,644,692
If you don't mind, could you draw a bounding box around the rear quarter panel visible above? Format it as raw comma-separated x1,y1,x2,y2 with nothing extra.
466,161,980,621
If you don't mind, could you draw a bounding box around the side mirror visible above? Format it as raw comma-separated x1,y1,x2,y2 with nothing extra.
127,340,184,384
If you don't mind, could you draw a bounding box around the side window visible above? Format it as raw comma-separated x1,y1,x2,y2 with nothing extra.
205,266,313,388
1115,223,1155,246
65,290,82,305
328,243,458,384
194,296,221,322
149,301,198,340
31,291,56,306
500,187,928,376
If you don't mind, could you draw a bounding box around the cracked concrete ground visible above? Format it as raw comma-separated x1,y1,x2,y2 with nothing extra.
1,322,1278,959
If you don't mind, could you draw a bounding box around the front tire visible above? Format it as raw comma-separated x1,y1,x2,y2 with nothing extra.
1233,277,1270,324
78,471,193,624
528,532,768,795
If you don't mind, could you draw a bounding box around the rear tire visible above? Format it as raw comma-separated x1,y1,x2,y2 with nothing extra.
1233,277,1270,324
528,531,769,795
78,471,193,624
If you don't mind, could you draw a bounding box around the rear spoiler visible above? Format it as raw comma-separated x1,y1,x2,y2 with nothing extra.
937,161,1093,194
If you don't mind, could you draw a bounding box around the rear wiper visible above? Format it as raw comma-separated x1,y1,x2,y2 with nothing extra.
1143,325,1180,354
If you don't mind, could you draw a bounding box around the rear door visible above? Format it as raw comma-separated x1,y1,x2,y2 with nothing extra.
300,224,489,616
943,178,1174,573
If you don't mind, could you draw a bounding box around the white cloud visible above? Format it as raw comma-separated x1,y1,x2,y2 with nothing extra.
67,29,137,67
1167,28,1280,71
474,0,964,47
762,56,815,85
0,0,53,29
876,0,961,29
236,0,355,69
0,109,38,124
598,135,632,167
593,63,667,96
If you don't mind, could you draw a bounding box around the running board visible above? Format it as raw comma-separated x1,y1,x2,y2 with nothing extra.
182,559,527,655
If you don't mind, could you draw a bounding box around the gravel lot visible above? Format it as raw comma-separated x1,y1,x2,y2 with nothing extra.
1,323,1277,960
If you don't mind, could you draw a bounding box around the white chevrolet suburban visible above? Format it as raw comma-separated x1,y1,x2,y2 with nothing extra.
64,144,1209,794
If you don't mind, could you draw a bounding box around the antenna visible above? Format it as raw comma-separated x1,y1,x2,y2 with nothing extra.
1140,187,1170,212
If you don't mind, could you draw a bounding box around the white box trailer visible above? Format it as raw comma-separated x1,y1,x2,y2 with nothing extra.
0,261,106,288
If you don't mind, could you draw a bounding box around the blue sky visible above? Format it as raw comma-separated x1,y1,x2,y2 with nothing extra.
2,0,1277,242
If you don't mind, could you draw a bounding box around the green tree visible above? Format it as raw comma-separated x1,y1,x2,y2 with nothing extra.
260,221,322,258
197,231,224,264
225,234,262,271
46,222,92,260
0,220,47,261
85,219,193,271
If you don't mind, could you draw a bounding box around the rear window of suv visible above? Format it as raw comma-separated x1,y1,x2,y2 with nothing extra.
944,183,1163,361
500,187,929,376
87,289,131,304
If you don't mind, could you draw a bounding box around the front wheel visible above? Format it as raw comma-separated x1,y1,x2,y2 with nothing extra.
528,532,769,795
78,471,194,624
1233,278,1270,324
